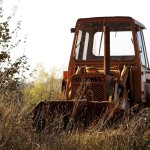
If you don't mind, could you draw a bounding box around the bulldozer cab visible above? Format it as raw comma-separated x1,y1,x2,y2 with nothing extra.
64,17,150,108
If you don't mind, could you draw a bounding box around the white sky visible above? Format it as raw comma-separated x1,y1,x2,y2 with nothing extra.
2,0,150,72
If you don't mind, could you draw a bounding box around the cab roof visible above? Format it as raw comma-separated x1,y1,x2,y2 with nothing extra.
76,16,146,29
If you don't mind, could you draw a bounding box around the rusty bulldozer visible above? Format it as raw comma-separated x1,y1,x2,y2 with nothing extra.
32,16,150,131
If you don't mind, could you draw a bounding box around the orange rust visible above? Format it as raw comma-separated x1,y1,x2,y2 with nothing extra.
63,71,68,80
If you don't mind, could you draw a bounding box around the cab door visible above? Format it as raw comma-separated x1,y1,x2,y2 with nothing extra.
137,30,150,102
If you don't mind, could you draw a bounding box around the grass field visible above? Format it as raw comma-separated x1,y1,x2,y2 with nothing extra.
0,100,150,150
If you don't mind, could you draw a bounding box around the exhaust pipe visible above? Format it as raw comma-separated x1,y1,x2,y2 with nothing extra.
104,26,110,75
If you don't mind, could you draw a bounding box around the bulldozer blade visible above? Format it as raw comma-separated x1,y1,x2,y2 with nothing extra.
32,100,110,132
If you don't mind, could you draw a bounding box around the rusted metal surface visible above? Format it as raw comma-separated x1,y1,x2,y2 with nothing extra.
32,100,110,131
67,16,150,103
71,73,107,101
104,26,110,75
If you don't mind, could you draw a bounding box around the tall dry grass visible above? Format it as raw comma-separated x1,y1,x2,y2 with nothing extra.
0,100,150,150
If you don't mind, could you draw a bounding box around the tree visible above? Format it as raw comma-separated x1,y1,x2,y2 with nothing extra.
23,64,62,104
0,1,29,103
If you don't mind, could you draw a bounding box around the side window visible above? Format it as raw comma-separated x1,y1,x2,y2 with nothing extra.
75,30,89,60
92,32,104,56
82,32,89,60
141,31,149,68
75,30,82,60
137,31,146,66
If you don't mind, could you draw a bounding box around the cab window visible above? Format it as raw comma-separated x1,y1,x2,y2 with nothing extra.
137,31,146,66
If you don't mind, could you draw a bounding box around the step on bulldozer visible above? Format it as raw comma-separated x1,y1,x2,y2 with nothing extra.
32,16,150,131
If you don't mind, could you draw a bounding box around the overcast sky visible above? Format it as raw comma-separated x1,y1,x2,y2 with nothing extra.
2,0,150,71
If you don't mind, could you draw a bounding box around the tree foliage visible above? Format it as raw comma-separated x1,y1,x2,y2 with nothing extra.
0,1,29,103
0,22,11,43
23,64,62,104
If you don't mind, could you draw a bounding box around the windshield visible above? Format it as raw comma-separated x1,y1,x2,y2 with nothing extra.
74,22,135,61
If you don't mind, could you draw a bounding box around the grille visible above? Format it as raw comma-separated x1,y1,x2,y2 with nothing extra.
71,74,107,101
